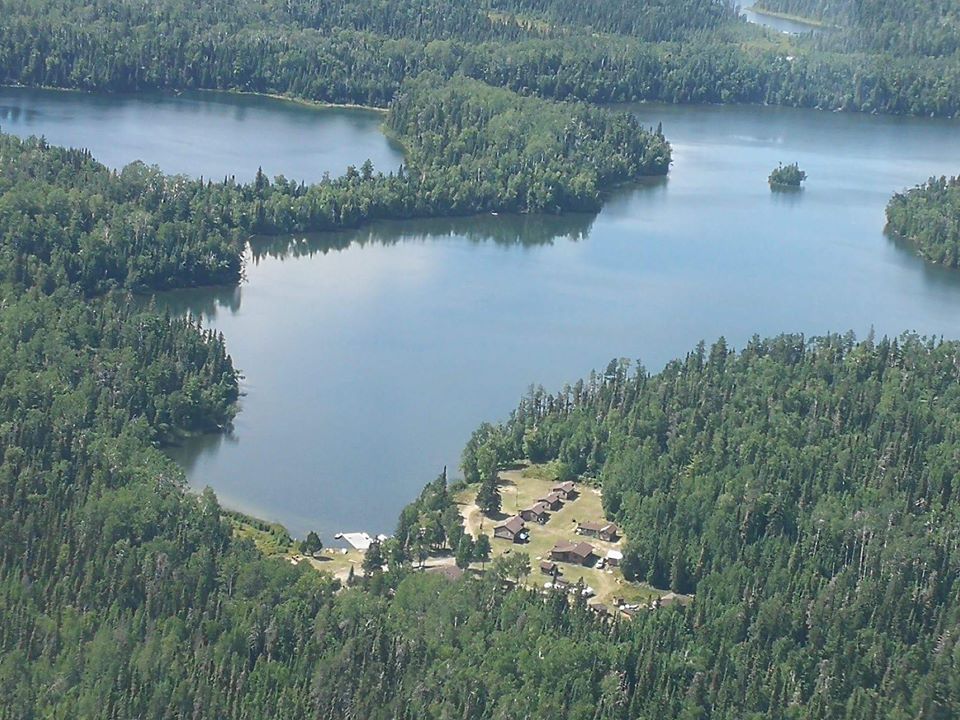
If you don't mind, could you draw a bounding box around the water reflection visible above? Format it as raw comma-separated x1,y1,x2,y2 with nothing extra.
250,211,598,264
152,283,244,323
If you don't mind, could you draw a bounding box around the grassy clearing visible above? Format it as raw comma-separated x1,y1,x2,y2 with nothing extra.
226,509,365,583
226,510,294,557
457,464,660,608
298,549,366,583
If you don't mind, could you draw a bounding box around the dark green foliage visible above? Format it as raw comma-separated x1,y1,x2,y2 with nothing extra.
476,476,502,516
2,0,960,117
0,135,243,292
386,74,671,212
756,0,960,57
484,332,960,716
300,531,323,555
769,161,807,187
455,536,475,569
886,175,960,267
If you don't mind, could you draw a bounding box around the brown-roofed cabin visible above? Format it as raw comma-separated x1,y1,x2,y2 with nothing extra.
493,515,527,543
539,559,559,576
520,501,550,524
552,481,577,500
537,491,563,511
550,540,596,566
599,522,620,542
576,520,603,538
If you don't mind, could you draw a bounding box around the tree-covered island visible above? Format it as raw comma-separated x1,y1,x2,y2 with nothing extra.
769,162,807,188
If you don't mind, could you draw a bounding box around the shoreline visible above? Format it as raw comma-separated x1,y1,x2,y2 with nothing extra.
196,87,389,114
746,6,830,29
0,82,389,113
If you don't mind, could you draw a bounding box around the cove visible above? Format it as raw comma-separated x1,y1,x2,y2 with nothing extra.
0,86,403,181
5,88,960,541
161,102,960,540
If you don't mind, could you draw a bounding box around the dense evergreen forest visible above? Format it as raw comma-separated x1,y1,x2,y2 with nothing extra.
886,176,960,268
2,0,960,718
468,333,960,717
3,0,960,116
755,0,960,57
5,322,960,717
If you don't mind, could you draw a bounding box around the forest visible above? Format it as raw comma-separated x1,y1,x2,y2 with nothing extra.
2,0,960,116
4,319,960,717
0,77,668,294
885,176,960,268
1,0,960,718
755,0,960,57
465,332,960,717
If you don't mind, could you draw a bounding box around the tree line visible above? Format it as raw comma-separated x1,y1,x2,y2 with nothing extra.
886,175,960,268
2,0,960,116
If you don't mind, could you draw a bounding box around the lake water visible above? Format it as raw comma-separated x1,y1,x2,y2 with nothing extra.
4,88,960,541
0,87,403,181
740,0,822,34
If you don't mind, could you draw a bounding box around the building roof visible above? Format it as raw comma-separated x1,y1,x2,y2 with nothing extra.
540,559,558,572
553,481,576,493
426,564,464,581
552,540,596,559
578,520,604,532
606,549,624,560
523,501,550,516
495,515,526,535
338,532,374,550
600,522,619,535
659,591,694,607
539,491,562,504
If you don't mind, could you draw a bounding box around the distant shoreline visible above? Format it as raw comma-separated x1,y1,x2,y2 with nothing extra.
198,88,388,114
0,83,389,113
746,6,829,29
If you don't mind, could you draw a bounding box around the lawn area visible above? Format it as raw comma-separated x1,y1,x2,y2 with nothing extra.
457,464,660,609
298,548,366,583
226,509,366,583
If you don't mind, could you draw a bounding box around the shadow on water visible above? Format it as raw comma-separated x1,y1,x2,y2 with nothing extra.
884,230,960,293
148,283,243,322
248,210,600,264
167,427,241,478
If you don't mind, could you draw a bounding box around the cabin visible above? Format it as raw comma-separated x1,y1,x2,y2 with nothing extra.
576,520,603,538
539,559,559,576
550,540,596,566
552,481,577,500
599,523,619,542
493,515,527,543
577,520,620,542
605,549,623,567
427,564,464,581
654,591,694,609
520,501,550,524
589,602,614,617
537,491,563,511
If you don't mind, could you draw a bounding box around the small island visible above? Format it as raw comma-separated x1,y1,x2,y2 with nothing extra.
769,162,807,189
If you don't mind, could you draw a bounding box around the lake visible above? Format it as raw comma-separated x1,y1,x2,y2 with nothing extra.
740,0,822,34
0,87,403,181
4,87,960,541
